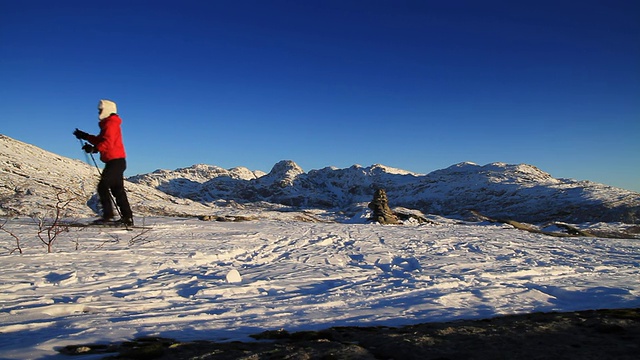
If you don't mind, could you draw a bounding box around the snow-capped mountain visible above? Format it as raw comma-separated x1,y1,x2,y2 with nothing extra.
1,134,639,224
393,162,640,223
128,164,266,200
128,157,640,224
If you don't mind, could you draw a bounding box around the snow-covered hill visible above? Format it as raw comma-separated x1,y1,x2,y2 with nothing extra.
0,135,215,218
1,134,639,224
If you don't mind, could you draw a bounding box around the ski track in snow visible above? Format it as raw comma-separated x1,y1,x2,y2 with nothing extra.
0,217,639,359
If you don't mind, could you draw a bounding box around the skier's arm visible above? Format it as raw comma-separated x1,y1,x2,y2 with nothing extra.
93,121,116,154
85,134,100,145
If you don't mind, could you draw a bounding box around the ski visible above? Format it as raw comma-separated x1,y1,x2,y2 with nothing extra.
59,222,152,231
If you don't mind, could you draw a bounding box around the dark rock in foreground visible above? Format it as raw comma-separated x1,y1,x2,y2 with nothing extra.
62,308,640,360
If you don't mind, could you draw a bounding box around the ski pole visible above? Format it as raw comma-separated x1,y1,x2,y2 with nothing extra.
87,148,102,176
78,138,91,165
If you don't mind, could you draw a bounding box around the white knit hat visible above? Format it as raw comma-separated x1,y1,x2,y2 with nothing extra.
98,99,118,120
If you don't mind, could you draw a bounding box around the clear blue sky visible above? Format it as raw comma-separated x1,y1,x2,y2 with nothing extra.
1,0,639,192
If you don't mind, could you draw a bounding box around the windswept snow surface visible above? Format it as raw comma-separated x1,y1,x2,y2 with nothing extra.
1,217,639,359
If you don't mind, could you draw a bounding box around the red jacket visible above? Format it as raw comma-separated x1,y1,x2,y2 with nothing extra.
86,114,127,163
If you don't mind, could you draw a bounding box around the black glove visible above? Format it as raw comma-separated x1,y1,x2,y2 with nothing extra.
73,128,89,140
82,143,98,153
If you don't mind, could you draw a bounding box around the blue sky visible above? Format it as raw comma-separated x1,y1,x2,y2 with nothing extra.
1,0,639,191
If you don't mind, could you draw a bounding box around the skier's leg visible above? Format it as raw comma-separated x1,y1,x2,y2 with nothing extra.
109,159,133,223
97,169,114,220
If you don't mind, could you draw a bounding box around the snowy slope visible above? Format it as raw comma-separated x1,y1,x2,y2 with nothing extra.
0,217,639,359
0,135,216,218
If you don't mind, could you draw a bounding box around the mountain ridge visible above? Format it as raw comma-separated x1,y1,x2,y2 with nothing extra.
1,134,639,224
127,157,640,224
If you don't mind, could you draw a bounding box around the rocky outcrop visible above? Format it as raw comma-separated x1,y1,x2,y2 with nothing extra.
59,308,640,359
368,189,400,224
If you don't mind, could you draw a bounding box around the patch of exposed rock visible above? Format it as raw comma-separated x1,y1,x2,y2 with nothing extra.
61,308,640,360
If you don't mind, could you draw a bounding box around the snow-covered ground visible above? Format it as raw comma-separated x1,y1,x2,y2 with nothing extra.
1,134,639,358
1,217,639,359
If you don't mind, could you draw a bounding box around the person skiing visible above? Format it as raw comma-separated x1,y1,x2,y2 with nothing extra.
73,99,134,226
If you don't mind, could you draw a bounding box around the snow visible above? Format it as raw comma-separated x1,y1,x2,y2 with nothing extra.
1,217,639,359
1,133,640,359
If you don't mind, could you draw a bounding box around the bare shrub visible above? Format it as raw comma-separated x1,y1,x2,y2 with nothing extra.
0,219,22,254
128,227,153,246
32,190,75,253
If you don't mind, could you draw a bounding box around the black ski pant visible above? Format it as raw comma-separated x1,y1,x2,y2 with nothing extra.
98,158,133,220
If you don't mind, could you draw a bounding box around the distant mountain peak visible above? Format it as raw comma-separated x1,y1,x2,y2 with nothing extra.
369,164,419,176
267,160,304,178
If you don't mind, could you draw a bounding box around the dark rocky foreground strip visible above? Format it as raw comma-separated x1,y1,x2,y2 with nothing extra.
60,308,640,360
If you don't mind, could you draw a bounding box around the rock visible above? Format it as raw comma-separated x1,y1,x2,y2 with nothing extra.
198,215,253,222
368,189,400,225
393,207,436,224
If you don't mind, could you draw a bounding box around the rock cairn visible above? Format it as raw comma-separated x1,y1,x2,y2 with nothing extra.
368,188,400,224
